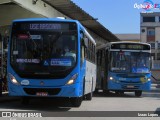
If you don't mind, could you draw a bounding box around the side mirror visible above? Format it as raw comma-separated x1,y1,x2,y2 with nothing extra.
80,30,88,48
83,38,88,48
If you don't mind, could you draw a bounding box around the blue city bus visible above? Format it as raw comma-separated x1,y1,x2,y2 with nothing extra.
7,18,96,107
96,42,151,97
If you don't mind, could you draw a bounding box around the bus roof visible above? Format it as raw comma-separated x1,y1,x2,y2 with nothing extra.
12,17,79,23
109,41,150,46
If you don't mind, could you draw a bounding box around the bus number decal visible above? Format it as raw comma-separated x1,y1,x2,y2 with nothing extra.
16,59,40,63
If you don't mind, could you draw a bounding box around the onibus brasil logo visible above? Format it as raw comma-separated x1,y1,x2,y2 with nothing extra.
134,0,160,13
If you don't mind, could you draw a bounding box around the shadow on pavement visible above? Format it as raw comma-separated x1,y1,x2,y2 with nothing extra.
93,91,136,98
0,89,160,111
154,108,160,115
93,90,160,98
0,97,73,111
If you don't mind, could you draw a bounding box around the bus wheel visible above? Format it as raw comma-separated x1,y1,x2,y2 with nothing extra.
71,97,82,107
115,91,120,94
135,91,142,97
115,91,124,95
103,90,109,94
94,88,99,94
21,97,30,105
119,91,124,95
86,92,92,100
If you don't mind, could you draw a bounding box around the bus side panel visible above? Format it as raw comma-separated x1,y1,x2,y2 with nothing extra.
84,60,96,94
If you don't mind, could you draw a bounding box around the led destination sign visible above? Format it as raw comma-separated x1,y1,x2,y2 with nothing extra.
13,22,77,31
111,43,150,50
29,23,61,30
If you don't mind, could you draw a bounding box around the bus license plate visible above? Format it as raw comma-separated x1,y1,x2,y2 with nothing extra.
127,85,134,88
36,92,48,96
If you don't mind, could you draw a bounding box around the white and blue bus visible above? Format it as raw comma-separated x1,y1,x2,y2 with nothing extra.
96,42,151,97
7,18,96,107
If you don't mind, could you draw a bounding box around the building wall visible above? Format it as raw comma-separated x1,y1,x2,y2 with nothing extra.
140,27,147,43
155,27,160,41
140,12,160,69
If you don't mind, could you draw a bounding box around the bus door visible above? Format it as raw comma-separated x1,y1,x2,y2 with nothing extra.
104,49,109,90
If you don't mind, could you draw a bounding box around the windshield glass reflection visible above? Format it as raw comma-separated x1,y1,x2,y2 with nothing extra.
110,51,151,73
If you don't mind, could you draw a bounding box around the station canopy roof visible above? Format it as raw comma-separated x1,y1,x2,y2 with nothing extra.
43,0,119,42
0,0,119,43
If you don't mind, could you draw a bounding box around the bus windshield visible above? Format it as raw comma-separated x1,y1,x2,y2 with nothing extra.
10,22,77,78
110,51,151,73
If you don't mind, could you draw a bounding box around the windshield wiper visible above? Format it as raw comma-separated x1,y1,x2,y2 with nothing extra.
27,31,37,50
49,32,63,56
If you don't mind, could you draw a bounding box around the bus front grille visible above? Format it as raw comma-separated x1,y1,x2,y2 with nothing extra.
23,88,61,95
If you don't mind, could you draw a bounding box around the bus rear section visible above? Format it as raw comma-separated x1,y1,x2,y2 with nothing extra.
7,18,96,107
96,42,151,97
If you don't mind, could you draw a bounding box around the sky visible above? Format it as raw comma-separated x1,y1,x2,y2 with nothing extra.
71,0,160,34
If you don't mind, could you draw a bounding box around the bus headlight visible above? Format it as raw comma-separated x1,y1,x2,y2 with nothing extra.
109,76,120,83
66,73,78,85
147,78,151,81
109,76,114,80
9,73,19,85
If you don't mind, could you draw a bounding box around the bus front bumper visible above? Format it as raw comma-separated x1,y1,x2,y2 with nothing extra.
8,82,82,97
108,81,151,91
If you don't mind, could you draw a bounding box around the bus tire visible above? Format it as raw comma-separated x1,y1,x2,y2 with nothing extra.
103,90,109,94
86,92,92,100
115,91,120,94
94,88,99,93
135,91,142,97
71,97,82,107
119,91,124,95
21,97,30,105
115,91,124,95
